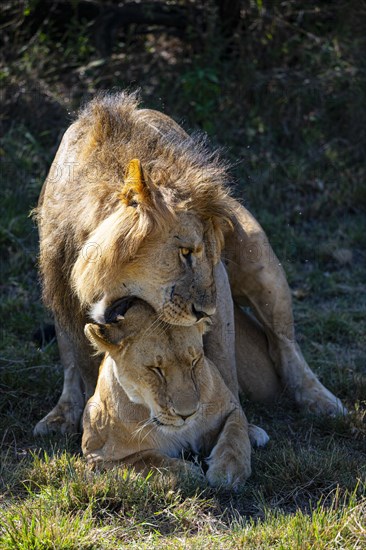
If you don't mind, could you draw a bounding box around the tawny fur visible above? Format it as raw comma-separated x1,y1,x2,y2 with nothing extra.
33,91,346,437
34,91,233,324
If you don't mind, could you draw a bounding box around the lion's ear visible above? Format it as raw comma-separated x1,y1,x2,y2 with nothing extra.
120,159,150,207
85,322,127,353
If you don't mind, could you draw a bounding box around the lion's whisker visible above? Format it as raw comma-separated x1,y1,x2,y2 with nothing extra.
143,313,167,337
220,255,240,268
153,320,170,338
143,322,162,338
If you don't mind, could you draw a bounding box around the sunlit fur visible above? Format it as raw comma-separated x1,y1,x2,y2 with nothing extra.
33,90,345,439
34,91,235,331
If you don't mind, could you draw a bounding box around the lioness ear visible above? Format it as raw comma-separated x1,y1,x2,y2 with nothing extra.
120,159,149,207
85,323,126,354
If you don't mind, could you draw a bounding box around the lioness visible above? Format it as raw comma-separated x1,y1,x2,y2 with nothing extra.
82,297,263,488
34,91,345,435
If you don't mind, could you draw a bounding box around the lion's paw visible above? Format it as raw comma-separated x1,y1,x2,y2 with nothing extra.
281,346,347,416
248,424,270,448
33,401,83,436
296,382,347,417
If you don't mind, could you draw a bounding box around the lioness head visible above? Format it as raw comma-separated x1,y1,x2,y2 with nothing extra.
73,158,231,327
85,298,212,429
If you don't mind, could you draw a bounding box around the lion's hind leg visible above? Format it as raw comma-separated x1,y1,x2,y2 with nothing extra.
226,203,346,416
234,304,282,403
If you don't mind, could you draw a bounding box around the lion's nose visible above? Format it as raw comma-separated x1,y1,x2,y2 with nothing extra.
192,304,214,321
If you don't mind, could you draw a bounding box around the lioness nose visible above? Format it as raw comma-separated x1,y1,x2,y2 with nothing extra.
192,304,214,321
173,407,198,421
180,412,195,421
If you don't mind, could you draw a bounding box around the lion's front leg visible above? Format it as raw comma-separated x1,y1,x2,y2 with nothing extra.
33,320,98,436
206,404,252,488
225,202,346,416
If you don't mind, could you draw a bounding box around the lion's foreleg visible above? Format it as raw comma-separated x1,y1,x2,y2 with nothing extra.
203,262,239,399
206,404,252,488
34,320,96,436
225,203,346,415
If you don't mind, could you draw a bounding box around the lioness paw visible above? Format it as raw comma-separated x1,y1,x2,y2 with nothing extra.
206,444,251,489
206,457,251,489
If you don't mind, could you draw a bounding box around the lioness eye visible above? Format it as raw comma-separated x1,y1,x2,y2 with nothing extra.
149,366,165,380
192,355,202,368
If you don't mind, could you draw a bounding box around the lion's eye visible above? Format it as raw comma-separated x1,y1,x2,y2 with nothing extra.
180,247,192,259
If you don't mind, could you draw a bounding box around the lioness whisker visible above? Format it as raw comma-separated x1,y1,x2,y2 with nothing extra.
148,320,165,337
133,418,158,446
131,417,154,439
142,314,163,335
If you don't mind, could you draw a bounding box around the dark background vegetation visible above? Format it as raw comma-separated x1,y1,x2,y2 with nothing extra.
0,0,365,546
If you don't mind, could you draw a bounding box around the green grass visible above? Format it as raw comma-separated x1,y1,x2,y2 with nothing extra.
0,454,365,548
1,452,365,549
1,1,365,548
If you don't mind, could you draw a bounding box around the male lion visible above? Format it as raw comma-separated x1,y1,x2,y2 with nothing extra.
82,297,268,488
34,91,345,435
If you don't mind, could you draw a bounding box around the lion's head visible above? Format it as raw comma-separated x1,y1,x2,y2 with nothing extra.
38,92,236,329
85,298,212,428
87,204,221,326
68,117,235,326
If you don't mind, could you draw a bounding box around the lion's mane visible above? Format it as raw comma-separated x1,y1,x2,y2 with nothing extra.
35,91,236,328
